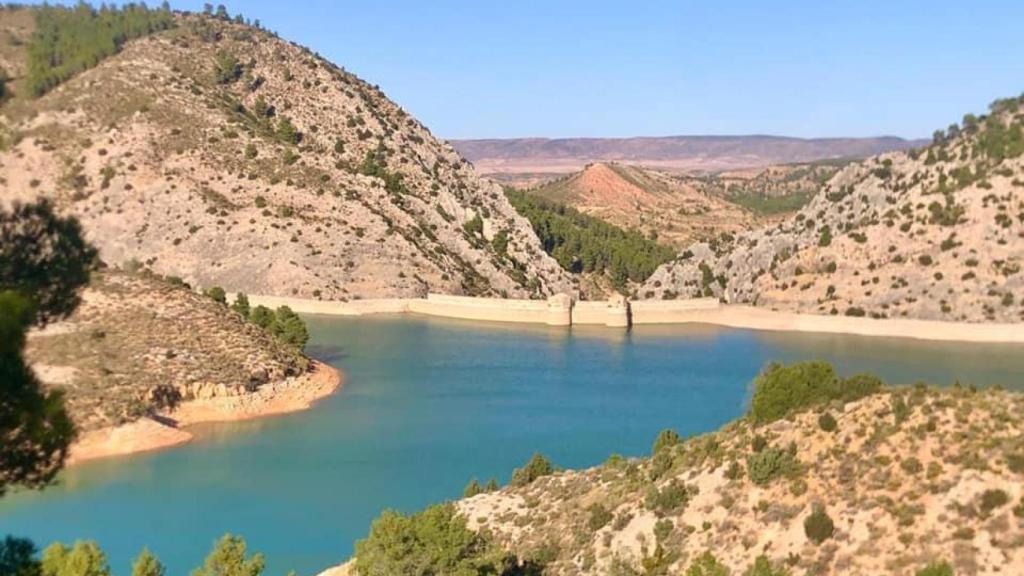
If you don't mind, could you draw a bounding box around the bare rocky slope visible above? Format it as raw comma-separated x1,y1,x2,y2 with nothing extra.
455,378,1024,576
25,268,307,432
643,96,1024,323
0,9,573,300
453,135,923,180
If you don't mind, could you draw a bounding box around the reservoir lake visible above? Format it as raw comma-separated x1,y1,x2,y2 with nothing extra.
3,315,1024,575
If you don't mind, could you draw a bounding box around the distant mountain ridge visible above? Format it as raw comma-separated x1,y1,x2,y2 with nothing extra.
452,135,926,176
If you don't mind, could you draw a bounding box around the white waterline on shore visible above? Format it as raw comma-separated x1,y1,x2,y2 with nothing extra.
245,294,1024,344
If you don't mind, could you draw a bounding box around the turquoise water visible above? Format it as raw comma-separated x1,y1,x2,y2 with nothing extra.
3,315,1024,575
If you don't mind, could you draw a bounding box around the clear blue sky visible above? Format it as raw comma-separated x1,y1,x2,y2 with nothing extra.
62,1,1024,138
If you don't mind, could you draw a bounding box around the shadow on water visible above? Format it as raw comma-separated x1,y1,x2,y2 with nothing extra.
303,343,350,365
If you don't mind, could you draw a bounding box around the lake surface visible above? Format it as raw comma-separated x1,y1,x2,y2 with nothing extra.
3,315,1024,575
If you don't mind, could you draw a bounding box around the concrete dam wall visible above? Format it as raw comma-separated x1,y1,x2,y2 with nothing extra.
242,293,1024,343
246,293,720,328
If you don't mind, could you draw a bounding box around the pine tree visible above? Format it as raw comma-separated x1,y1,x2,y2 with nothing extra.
249,306,274,329
41,541,111,576
231,293,250,319
132,548,165,576
271,306,309,351
0,536,40,576
192,534,264,576
463,478,482,497
26,4,175,96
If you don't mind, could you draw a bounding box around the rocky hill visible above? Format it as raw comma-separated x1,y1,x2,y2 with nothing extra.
452,135,923,181
25,268,308,432
458,367,1024,575
0,6,573,300
527,162,756,249
344,363,1024,576
643,96,1024,323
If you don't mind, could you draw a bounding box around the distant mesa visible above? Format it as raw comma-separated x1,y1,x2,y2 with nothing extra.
451,134,925,179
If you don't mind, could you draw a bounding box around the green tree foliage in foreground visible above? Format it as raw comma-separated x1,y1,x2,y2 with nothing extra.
26,2,175,96
1,200,97,326
505,188,675,290
41,540,111,576
0,536,41,576
192,534,265,576
0,535,271,576
354,503,521,576
1,200,95,497
748,361,882,424
131,548,165,576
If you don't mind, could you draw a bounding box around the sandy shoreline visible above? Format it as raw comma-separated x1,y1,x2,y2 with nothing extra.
67,360,343,466
247,294,1024,344
631,304,1024,344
